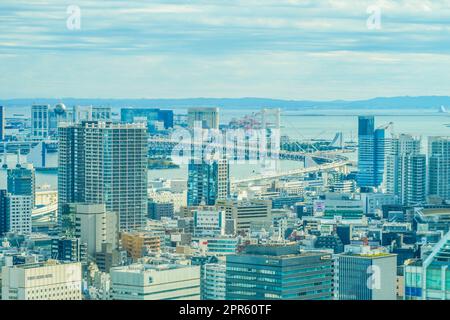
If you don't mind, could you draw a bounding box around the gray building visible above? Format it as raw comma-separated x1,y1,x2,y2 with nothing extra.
335,246,397,300
58,121,148,231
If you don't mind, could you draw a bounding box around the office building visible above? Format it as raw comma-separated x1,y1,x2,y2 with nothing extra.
201,262,226,300
31,105,51,140
121,108,174,130
193,209,226,237
187,107,219,129
0,105,4,141
7,163,35,207
110,264,200,300
72,105,111,123
335,245,397,300
187,159,230,206
1,261,82,300
58,121,148,231
226,244,333,300
386,134,426,205
71,203,118,259
428,137,450,201
148,201,174,220
205,237,238,255
5,195,32,235
357,116,387,189
216,199,272,232
404,231,450,300
51,237,87,263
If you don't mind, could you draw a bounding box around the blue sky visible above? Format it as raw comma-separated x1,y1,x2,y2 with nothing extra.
1,0,450,100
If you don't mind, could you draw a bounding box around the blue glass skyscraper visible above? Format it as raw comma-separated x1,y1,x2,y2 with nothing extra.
357,116,386,189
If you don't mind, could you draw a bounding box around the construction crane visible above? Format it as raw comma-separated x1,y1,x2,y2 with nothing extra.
377,122,395,137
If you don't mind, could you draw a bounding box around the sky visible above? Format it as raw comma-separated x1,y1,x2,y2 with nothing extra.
1,0,450,100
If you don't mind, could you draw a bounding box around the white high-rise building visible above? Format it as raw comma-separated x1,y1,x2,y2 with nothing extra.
58,121,148,231
385,134,426,205
31,105,50,140
110,264,200,300
1,261,82,300
5,194,32,235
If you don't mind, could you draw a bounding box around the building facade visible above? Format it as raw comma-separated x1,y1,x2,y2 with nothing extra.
428,137,450,201
58,121,148,231
226,244,334,300
187,159,230,206
110,264,200,300
1,261,82,300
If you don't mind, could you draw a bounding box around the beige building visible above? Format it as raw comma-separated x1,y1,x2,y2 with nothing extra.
216,199,272,232
121,232,161,260
111,264,200,300
2,261,82,300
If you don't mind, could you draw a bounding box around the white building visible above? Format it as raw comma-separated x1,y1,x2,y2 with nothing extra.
31,105,50,140
1,261,82,300
73,203,118,259
201,263,226,300
6,194,32,235
193,209,226,237
110,264,200,300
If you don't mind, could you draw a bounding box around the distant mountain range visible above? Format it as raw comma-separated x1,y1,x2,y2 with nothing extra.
2,96,450,110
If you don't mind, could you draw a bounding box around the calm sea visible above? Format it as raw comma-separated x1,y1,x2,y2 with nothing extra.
2,107,449,190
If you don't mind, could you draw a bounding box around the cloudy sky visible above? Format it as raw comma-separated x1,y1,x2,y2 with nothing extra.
1,0,450,100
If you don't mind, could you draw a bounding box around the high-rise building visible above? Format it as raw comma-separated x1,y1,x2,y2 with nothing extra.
385,134,426,205
7,163,35,207
110,264,200,300
5,194,32,235
357,116,386,189
226,244,334,300
335,245,397,300
31,105,50,140
0,105,5,141
187,107,219,129
187,159,230,206
58,121,148,231
201,262,226,300
1,261,82,300
428,137,450,201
